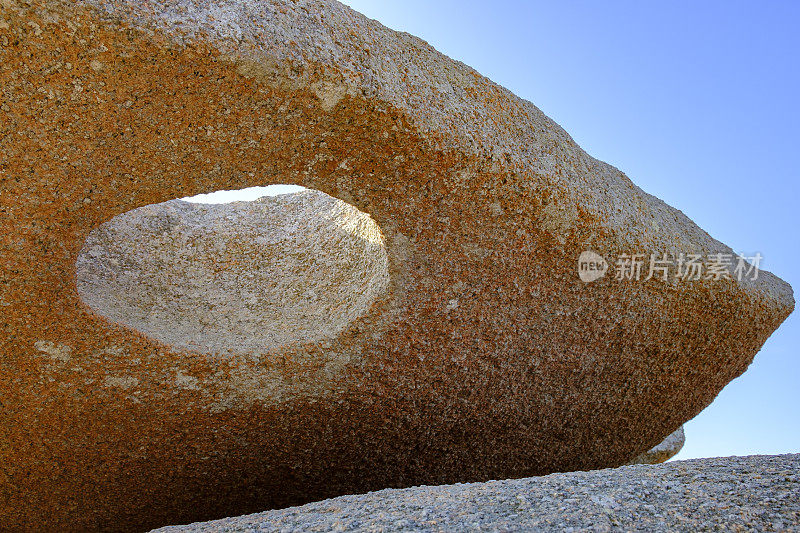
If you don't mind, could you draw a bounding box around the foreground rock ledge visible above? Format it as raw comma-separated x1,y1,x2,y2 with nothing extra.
0,0,794,531
154,454,800,532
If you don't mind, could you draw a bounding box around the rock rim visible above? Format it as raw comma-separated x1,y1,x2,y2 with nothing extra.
628,426,685,465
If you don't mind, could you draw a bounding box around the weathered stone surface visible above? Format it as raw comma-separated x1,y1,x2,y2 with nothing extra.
628,427,685,465
0,0,793,531
152,454,800,532
76,189,389,356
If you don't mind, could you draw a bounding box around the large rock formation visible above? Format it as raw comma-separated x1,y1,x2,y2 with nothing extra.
0,0,793,531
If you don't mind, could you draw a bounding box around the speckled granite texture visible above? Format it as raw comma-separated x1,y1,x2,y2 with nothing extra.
0,0,794,531
76,189,389,358
152,454,800,532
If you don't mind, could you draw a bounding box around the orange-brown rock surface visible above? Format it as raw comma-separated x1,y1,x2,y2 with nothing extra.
0,1,793,531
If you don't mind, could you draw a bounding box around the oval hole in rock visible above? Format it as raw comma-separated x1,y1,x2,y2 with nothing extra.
76,185,389,355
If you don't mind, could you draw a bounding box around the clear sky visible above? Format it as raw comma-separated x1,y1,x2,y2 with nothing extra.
333,0,799,460
188,1,798,460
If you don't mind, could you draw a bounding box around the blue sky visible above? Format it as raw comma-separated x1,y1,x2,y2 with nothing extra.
332,0,799,460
